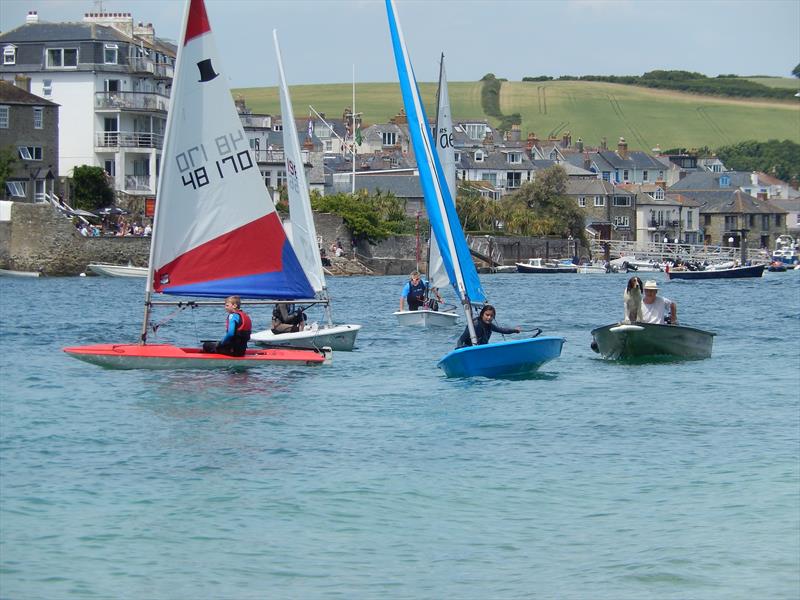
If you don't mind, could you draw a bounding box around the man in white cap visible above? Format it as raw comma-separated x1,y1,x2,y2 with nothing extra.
641,280,677,325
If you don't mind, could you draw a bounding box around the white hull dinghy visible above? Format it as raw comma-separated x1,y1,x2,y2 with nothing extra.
394,308,458,327
87,263,148,277
251,322,360,351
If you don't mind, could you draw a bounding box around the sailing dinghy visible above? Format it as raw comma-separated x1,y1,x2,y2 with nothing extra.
386,0,563,377
249,32,361,352
394,54,458,328
64,0,329,369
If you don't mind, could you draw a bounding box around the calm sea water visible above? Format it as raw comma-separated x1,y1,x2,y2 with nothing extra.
1,271,798,599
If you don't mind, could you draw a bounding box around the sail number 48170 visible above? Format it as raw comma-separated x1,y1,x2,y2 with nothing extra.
176,131,254,189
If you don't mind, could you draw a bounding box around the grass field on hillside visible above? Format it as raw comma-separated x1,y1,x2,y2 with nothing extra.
233,80,798,151
745,77,799,89
232,82,484,128
500,81,799,150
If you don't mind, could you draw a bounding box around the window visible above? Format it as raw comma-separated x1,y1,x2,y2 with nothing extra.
17,146,42,160
381,131,396,146
601,171,610,182
724,215,737,230
33,107,43,129
760,215,769,230
104,160,115,177
261,170,272,187
276,169,286,188
506,152,522,164
653,188,664,200
3,45,16,65
506,172,521,189
481,172,497,186
104,43,118,64
273,123,283,132
465,123,485,140
474,150,484,162
42,80,52,96
622,169,629,181
578,196,586,207
47,48,78,68
34,179,45,202
776,214,782,226
594,195,604,207
6,181,25,197
612,195,631,206
613,216,630,227
719,175,730,188
642,170,648,181
687,211,693,229
749,214,756,227
0,105,8,128
105,79,120,92
454,151,461,162
704,214,711,226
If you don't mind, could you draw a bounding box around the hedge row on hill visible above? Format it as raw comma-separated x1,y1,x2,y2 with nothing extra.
521,71,796,100
480,73,521,133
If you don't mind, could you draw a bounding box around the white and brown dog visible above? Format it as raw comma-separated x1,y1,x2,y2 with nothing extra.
623,276,644,323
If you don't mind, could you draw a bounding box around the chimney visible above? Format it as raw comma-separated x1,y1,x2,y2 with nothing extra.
26,10,39,23
655,179,666,191
790,176,799,191
234,95,246,113
600,137,607,150
583,151,591,171
618,137,628,159
750,172,758,186
756,192,767,201
14,74,31,92
652,144,662,156
510,123,521,142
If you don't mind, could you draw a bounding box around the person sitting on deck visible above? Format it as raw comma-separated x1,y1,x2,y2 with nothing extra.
399,271,428,311
456,304,521,348
204,295,252,356
271,303,306,334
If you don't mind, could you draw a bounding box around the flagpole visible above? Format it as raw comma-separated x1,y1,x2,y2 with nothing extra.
351,64,356,194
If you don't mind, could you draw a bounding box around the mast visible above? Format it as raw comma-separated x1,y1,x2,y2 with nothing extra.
351,64,356,194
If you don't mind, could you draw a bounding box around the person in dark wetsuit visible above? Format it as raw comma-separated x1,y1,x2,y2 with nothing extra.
271,303,306,334
456,304,521,348
399,270,428,311
205,295,251,356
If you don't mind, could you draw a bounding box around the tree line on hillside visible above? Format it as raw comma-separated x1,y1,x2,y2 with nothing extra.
521,70,797,100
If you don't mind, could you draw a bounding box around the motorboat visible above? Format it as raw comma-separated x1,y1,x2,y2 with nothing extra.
516,258,577,274
577,261,613,274
590,322,715,360
610,256,664,272
666,263,765,280
87,263,148,277
0,268,40,277
772,235,799,266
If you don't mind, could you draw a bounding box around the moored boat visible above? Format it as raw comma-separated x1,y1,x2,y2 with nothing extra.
87,263,148,277
394,308,459,327
590,322,715,360
0,268,40,277
666,263,765,280
516,258,577,274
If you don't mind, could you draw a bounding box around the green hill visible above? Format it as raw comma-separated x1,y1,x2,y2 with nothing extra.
233,80,799,151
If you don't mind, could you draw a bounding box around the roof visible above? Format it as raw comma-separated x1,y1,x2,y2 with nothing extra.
0,80,58,105
668,170,755,191
677,190,787,214
327,173,423,198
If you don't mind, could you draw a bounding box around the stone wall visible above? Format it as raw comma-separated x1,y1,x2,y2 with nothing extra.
0,203,149,275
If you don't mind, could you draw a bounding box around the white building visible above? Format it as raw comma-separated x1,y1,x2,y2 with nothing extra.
0,10,175,201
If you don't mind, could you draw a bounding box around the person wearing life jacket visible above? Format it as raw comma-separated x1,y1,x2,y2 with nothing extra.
271,302,306,334
399,270,428,311
210,295,252,356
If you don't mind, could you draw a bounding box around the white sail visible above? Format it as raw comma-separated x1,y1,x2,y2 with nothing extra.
430,54,455,291
273,30,326,295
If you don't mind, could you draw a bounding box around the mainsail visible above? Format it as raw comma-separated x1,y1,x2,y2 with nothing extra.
385,0,485,309
146,0,312,300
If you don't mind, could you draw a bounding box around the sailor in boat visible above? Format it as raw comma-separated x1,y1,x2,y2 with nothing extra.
640,281,678,325
271,303,307,334
399,271,428,311
456,305,521,348
203,296,252,357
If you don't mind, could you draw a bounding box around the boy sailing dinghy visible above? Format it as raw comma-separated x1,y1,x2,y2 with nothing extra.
249,32,361,352
394,54,458,328
64,0,329,369
385,0,563,378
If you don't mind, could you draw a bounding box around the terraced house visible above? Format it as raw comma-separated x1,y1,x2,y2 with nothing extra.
0,10,175,203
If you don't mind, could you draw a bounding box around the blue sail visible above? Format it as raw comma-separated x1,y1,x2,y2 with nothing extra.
385,0,485,304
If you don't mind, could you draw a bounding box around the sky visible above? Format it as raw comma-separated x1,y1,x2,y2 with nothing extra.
1,0,798,89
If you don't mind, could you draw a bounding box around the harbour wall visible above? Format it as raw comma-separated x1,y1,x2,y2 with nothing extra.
0,202,586,275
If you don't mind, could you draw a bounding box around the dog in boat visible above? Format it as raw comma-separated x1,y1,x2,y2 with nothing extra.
623,276,644,323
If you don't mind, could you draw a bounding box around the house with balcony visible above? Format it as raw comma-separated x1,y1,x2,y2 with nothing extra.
565,179,636,241
565,138,667,185
619,183,701,247
0,10,175,203
0,79,59,202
